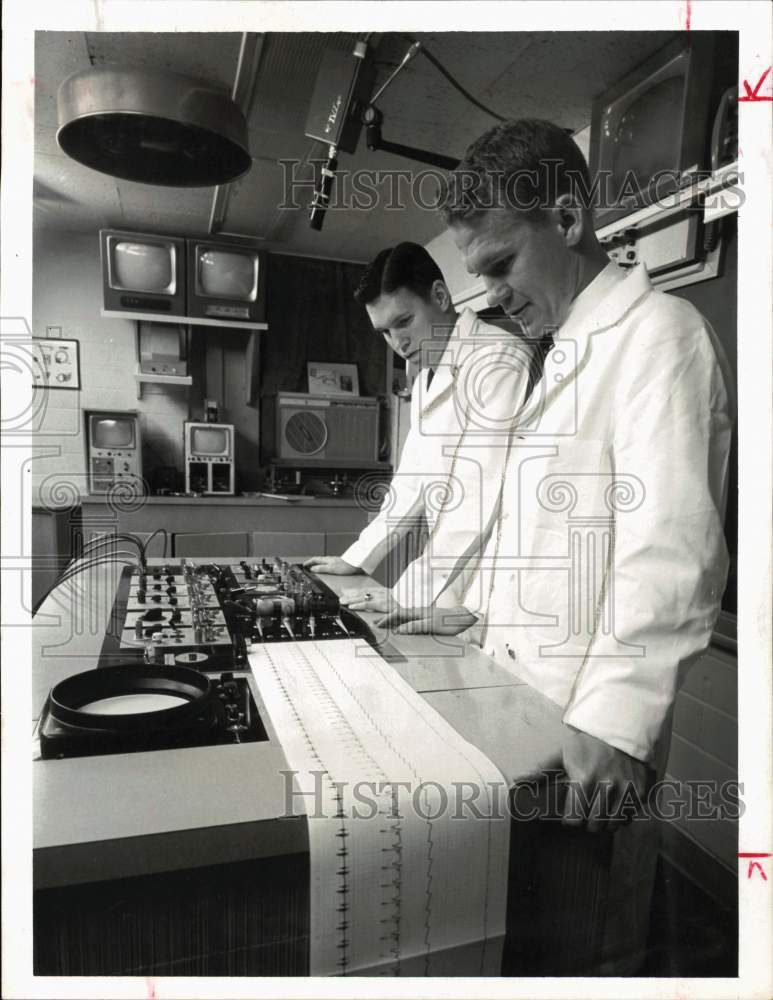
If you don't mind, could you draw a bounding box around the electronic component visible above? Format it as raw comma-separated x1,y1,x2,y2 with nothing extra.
38,665,267,759
184,422,235,495
589,35,720,227
86,410,143,495
266,392,381,466
138,321,188,376
103,558,377,673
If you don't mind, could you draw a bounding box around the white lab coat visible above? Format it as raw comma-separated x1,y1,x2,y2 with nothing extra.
454,263,733,764
343,307,531,608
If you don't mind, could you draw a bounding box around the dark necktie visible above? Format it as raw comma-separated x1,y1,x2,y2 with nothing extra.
524,331,555,402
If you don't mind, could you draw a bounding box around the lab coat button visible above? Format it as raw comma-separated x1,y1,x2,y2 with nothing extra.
506,644,516,660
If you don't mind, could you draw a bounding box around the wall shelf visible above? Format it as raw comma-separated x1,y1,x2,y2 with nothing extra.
102,309,268,332
135,371,193,398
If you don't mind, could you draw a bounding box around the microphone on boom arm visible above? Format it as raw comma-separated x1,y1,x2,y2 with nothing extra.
304,39,376,231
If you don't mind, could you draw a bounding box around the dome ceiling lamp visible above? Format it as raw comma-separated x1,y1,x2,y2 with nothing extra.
56,66,252,188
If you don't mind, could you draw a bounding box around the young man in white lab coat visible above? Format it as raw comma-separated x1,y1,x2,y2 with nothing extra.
382,121,733,971
305,241,531,613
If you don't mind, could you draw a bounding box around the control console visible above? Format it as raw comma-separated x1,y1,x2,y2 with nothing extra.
107,558,375,672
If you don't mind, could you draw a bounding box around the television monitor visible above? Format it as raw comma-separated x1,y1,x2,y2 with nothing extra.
184,422,235,495
86,411,142,495
589,35,722,228
186,238,266,326
189,424,232,457
89,413,137,449
100,229,186,317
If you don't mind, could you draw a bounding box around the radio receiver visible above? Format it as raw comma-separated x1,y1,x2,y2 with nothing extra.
266,392,381,466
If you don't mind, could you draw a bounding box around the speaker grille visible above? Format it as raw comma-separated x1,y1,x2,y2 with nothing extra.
277,398,380,462
284,411,327,455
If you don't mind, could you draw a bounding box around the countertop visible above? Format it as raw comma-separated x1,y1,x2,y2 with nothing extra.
32,557,565,890
78,493,368,508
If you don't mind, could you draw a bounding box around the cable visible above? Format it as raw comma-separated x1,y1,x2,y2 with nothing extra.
39,550,140,604
77,533,147,575
142,527,169,560
55,551,141,590
81,531,145,554
48,554,139,608
80,532,146,564
404,37,507,122
32,551,140,616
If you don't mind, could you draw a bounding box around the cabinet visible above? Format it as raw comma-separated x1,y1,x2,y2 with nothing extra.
173,531,364,560
175,532,253,557
75,498,371,561
73,497,430,581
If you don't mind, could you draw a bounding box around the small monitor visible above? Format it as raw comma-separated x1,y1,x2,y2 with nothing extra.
186,238,266,325
190,425,231,456
90,415,136,449
590,35,719,227
86,411,143,495
112,240,176,294
184,422,235,495
100,229,186,317
196,248,258,301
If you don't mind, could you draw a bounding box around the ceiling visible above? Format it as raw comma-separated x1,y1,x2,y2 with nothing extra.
34,29,679,263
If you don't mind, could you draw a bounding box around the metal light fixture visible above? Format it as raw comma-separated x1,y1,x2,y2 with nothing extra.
56,66,252,187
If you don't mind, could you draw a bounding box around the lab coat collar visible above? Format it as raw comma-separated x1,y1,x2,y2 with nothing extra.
556,262,652,345
418,308,473,412
454,306,480,342
518,264,653,427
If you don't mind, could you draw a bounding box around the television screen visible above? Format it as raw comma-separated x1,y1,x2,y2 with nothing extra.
191,426,229,455
590,36,721,227
196,249,258,301
111,240,176,294
92,417,135,449
597,51,687,213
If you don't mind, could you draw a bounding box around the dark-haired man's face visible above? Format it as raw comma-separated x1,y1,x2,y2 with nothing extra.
366,285,452,368
452,207,581,340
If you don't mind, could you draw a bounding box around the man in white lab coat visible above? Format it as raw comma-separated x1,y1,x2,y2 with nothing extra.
305,241,532,612
382,121,733,969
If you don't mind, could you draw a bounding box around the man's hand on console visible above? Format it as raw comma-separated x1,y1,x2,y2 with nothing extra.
376,604,477,636
340,586,395,614
303,556,363,576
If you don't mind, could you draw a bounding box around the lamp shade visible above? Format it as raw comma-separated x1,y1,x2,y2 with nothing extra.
56,66,252,187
